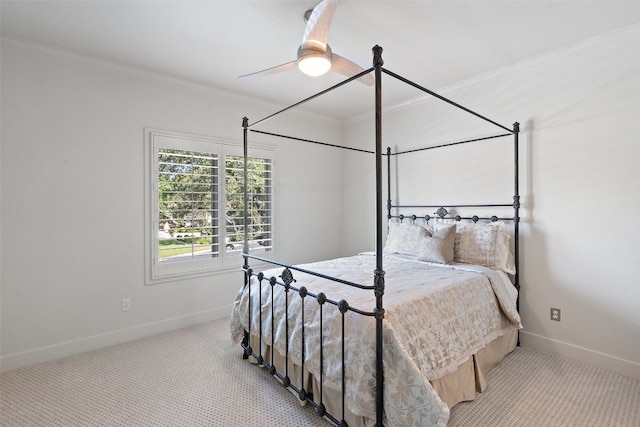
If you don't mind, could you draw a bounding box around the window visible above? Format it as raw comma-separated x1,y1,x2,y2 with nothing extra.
145,129,274,283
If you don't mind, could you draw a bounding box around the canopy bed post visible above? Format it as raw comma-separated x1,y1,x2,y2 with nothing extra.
372,44,385,427
241,116,251,360
242,116,250,275
386,146,392,221
513,121,521,306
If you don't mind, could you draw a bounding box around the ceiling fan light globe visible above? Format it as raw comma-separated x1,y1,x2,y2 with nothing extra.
297,44,332,77
298,56,332,76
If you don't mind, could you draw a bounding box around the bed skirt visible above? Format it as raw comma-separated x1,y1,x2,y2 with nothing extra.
247,329,518,426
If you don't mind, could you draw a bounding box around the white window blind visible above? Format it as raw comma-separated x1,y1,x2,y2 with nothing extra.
224,155,273,257
145,129,275,283
157,149,220,262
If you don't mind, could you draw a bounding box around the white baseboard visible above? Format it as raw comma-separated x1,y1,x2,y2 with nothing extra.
0,306,232,373
5,318,637,379
520,331,640,380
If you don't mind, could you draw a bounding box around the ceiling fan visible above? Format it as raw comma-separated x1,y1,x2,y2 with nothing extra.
238,0,373,85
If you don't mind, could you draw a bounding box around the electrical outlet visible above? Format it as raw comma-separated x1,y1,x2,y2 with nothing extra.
121,298,131,312
550,307,561,322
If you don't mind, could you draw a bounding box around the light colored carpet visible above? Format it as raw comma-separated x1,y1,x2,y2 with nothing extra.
1,317,638,426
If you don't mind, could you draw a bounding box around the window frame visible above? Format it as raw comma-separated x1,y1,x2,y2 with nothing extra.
144,128,275,284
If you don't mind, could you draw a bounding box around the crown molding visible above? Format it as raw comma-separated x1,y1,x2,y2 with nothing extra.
1,36,339,124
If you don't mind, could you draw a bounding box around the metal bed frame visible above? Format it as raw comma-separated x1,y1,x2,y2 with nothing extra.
239,45,520,427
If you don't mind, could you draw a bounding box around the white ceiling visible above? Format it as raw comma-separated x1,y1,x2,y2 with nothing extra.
2,1,639,118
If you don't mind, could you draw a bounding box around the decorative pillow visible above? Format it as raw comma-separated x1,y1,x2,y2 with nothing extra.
434,220,516,274
455,221,500,266
383,221,430,256
416,224,456,264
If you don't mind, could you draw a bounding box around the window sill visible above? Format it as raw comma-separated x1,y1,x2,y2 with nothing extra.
145,260,276,285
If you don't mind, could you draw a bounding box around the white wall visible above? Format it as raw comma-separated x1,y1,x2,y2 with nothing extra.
342,25,640,379
0,40,344,371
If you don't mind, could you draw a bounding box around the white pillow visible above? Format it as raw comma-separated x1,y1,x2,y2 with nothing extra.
383,221,430,256
496,230,516,275
435,220,516,274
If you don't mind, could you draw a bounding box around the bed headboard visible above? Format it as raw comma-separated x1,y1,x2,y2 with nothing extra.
385,127,521,305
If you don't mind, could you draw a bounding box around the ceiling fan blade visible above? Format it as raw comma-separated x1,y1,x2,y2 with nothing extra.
238,60,297,79
302,0,339,48
331,53,374,86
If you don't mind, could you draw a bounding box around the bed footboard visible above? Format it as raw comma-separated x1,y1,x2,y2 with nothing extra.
240,260,376,427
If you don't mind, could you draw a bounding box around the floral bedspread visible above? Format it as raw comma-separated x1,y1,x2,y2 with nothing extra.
230,254,521,426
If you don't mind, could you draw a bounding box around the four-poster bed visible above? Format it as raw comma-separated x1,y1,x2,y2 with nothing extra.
230,46,521,426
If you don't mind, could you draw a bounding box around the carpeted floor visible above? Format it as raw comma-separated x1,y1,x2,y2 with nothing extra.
1,317,638,426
